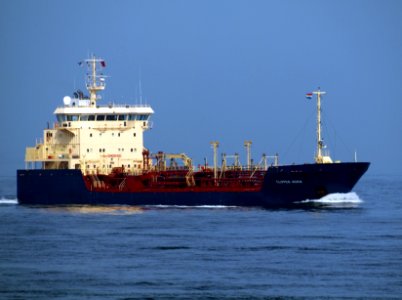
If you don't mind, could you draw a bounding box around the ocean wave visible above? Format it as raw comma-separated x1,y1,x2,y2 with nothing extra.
299,192,363,207
0,197,18,205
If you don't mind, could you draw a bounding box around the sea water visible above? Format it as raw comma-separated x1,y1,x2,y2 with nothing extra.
0,175,401,299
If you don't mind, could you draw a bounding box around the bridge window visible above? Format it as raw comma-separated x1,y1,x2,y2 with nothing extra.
106,115,118,121
80,115,89,121
138,114,148,120
56,114,66,123
127,114,150,121
96,115,105,121
118,115,126,121
66,115,79,121
88,115,95,121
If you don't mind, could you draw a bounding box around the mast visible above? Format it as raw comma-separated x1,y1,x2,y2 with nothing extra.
244,140,252,170
313,88,332,164
85,56,106,107
210,141,219,182
313,88,326,164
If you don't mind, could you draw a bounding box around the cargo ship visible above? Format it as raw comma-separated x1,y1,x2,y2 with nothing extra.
17,57,369,207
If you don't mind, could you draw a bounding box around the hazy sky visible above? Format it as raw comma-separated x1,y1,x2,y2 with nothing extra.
0,0,401,176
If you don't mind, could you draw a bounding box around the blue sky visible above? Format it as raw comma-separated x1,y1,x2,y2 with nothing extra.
0,0,401,176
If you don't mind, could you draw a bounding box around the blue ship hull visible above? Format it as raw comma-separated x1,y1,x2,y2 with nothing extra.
17,162,369,207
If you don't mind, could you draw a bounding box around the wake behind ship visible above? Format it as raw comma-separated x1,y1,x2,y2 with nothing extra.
17,57,369,207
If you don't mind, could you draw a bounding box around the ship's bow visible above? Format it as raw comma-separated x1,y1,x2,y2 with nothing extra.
261,162,370,206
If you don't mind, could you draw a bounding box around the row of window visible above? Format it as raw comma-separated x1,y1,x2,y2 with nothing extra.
89,133,136,137
56,114,150,122
86,164,140,169
86,148,137,153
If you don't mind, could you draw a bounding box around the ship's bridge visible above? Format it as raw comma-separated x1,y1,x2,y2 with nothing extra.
54,100,154,128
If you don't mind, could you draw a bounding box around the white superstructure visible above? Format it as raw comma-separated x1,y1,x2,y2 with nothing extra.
25,56,154,175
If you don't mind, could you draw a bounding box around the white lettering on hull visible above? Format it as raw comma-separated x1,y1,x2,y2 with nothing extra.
275,180,303,184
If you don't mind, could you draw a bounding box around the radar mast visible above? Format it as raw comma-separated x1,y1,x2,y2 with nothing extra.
85,56,106,107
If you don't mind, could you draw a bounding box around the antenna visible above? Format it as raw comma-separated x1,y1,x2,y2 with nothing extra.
139,68,143,105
